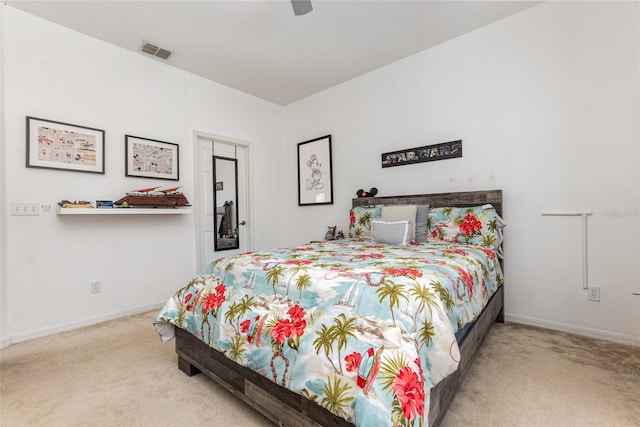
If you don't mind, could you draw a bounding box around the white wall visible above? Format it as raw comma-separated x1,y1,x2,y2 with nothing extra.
2,2,638,348
0,3,8,345
283,2,640,345
0,5,285,346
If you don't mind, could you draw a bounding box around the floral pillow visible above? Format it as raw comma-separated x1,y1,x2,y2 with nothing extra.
349,206,382,239
428,205,506,257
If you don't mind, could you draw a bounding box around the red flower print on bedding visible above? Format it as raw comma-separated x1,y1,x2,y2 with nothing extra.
202,283,226,316
344,352,362,373
442,248,469,257
287,304,305,322
268,304,307,348
270,320,293,346
459,213,482,237
266,304,307,385
240,319,251,334
455,267,474,299
183,293,193,311
354,253,385,260
392,366,425,421
284,259,313,265
364,244,386,249
478,247,496,259
431,225,444,240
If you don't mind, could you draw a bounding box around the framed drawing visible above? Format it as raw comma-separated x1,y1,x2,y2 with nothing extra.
26,116,105,174
125,135,179,180
297,135,333,206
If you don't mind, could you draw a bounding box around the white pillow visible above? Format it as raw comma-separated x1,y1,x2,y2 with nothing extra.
371,220,411,245
381,205,417,242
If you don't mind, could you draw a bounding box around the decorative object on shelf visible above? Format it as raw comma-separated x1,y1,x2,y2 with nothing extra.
297,135,333,206
336,229,345,239
96,200,114,208
125,135,179,180
59,200,94,208
381,139,462,168
114,187,191,208
357,187,378,198
26,116,105,174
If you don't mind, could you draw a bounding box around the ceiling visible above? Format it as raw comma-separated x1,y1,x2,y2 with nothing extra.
6,1,539,106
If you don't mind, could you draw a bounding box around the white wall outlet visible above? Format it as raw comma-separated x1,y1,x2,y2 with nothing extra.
90,281,101,294
11,202,40,216
587,287,600,302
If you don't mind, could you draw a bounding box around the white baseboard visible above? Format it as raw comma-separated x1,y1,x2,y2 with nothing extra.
4,307,637,349
3,301,167,347
0,336,12,349
506,313,640,347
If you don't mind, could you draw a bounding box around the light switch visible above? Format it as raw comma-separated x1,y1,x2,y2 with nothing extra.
11,202,40,216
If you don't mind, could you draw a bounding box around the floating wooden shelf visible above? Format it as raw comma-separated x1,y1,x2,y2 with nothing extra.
56,206,192,215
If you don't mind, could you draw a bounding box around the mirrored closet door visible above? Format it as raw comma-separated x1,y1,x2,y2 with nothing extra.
213,155,239,251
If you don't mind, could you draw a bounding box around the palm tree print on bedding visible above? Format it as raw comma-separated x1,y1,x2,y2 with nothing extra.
155,239,502,426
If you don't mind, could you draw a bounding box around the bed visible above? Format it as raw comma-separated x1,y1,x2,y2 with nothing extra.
154,189,504,426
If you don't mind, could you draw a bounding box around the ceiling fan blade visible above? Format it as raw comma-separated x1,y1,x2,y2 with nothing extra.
291,0,313,16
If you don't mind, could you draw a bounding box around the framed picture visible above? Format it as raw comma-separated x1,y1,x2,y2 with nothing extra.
26,116,105,174
297,135,333,206
381,140,462,168
125,135,179,180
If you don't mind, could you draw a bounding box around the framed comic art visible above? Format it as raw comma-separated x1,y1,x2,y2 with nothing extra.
125,135,179,180
26,116,105,174
297,135,333,206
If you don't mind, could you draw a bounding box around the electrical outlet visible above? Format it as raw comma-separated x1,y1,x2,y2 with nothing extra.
587,287,600,302
90,281,101,294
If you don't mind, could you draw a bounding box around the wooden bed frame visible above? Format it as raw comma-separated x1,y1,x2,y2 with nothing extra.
175,189,504,427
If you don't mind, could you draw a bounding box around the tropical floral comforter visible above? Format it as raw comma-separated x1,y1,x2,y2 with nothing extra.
154,239,503,426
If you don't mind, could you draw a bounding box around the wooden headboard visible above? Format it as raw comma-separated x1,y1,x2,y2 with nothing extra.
352,189,502,217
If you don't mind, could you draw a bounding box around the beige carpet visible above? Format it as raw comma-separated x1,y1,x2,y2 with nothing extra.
1,311,638,427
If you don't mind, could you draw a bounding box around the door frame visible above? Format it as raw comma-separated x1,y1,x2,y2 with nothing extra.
193,130,254,272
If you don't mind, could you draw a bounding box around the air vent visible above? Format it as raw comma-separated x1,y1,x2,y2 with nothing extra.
139,41,173,60
155,48,172,60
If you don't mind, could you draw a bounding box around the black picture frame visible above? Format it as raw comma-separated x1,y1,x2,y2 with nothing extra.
382,140,462,168
297,135,333,206
125,135,179,180
26,116,105,174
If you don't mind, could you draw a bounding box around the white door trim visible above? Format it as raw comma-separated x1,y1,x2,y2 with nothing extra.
193,130,254,272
